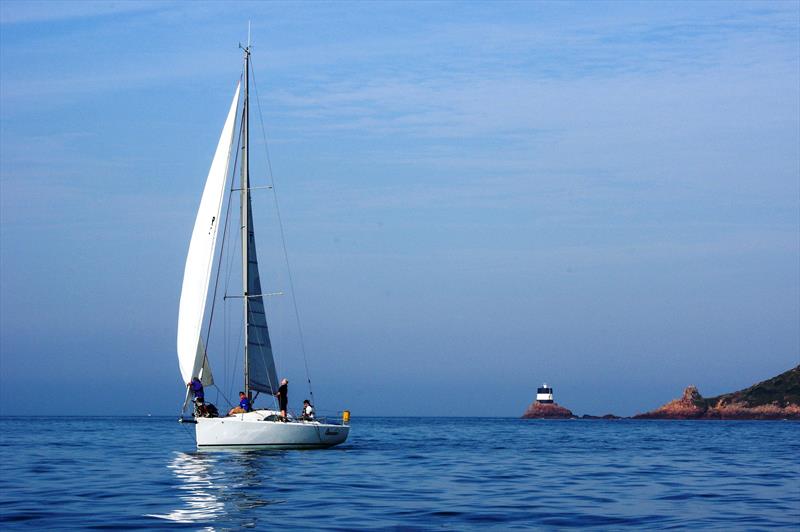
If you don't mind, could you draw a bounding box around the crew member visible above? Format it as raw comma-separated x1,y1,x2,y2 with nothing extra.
302,399,314,421
275,378,289,421
187,377,206,416
228,392,252,416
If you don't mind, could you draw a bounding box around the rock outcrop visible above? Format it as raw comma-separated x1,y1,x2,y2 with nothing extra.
634,365,800,420
634,385,708,419
521,401,574,419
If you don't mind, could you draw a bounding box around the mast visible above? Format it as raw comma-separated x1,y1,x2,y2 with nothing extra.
241,42,251,399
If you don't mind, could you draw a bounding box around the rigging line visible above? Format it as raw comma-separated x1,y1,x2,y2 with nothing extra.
222,128,242,400
202,83,245,410
249,57,316,407
222,136,243,296
222,139,240,395
206,100,241,345
223,94,247,301
224,239,241,398
222,208,240,309
210,384,236,409
224,226,242,398
228,318,244,400
221,93,248,400
223,285,227,396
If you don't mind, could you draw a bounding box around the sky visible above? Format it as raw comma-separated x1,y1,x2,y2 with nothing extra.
1,1,798,417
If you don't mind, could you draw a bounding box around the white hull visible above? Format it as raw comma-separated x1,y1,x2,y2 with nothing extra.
195,410,349,449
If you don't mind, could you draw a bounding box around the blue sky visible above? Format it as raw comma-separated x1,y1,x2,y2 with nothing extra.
1,1,798,417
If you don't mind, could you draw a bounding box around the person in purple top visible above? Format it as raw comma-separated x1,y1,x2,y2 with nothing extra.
188,377,204,399
187,377,206,416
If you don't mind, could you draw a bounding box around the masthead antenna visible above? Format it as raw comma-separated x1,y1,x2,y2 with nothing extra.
247,20,251,48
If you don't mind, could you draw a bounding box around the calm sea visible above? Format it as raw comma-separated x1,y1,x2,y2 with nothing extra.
0,416,798,529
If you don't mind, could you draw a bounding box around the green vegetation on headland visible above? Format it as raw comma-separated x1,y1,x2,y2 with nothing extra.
704,365,800,408
521,365,800,420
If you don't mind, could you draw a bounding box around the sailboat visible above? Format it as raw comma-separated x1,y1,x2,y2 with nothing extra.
176,41,349,449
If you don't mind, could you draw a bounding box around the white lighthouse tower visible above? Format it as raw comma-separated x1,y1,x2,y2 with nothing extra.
536,383,554,404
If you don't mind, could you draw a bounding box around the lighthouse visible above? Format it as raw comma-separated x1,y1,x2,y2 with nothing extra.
536,384,554,404
522,383,573,418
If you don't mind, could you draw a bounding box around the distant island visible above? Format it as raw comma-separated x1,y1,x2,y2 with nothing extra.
522,365,800,420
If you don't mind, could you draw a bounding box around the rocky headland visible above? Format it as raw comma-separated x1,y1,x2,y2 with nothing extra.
634,365,800,420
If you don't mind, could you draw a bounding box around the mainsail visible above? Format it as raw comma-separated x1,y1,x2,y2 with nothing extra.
177,82,241,386
245,199,279,394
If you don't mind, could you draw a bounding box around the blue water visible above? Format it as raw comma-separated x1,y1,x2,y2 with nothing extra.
1,417,798,529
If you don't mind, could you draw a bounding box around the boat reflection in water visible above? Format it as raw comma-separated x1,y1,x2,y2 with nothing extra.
150,451,282,528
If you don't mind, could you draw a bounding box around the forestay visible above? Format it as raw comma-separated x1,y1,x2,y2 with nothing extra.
177,82,241,386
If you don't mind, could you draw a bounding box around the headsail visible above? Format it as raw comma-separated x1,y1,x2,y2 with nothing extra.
177,82,241,386
245,199,279,394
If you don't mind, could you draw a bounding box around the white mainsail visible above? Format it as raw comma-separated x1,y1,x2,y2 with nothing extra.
177,82,241,386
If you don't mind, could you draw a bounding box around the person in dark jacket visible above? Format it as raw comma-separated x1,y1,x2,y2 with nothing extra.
275,378,289,421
